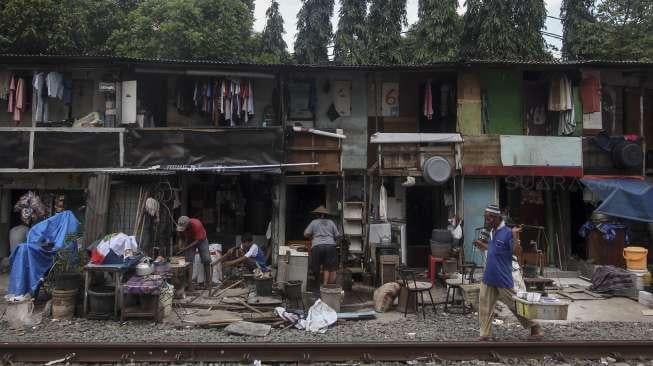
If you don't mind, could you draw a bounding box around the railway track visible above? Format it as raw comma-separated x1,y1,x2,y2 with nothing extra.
2,341,653,363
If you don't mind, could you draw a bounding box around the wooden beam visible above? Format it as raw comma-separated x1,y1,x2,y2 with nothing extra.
462,165,583,177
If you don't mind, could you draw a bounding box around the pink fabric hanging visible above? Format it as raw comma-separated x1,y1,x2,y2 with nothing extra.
7,76,15,113
424,80,433,120
13,78,25,123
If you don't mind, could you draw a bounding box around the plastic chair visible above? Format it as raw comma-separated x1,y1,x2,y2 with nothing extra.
397,267,437,318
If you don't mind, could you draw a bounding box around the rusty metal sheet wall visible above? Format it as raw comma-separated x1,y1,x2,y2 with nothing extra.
83,173,111,245
462,135,501,167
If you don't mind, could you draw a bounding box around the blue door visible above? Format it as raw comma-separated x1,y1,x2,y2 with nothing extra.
463,178,497,265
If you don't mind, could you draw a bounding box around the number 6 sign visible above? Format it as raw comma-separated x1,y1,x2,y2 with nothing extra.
381,82,399,117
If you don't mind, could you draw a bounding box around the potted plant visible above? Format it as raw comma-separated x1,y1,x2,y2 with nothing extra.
46,233,87,291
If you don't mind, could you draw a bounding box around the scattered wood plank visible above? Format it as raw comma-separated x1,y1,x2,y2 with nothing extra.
239,300,265,315
642,309,653,316
212,280,244,298
225,321,271,337
247,296,283,306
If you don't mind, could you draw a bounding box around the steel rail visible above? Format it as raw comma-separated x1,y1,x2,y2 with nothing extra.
2,341,653,363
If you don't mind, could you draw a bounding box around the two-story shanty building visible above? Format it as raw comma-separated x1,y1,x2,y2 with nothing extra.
0,55,651,283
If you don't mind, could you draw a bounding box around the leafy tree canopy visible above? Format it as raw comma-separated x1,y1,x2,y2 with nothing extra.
407,0,461,63
333,0,368,64
460,0,550,61
365,0,408,64
257,0,289,63
109,0,254,60
294,0,334,64
0,0,126,54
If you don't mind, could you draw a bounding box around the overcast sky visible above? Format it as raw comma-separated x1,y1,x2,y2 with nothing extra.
253,0,564,56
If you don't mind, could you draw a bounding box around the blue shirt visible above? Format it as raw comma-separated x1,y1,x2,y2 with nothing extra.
483,225,514,288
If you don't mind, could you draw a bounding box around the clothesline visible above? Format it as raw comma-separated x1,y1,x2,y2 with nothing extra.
177,77,255,127
1,70,72,125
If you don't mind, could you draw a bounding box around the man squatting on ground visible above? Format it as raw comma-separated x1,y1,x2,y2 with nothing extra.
218,232,268,272
474,204,544,341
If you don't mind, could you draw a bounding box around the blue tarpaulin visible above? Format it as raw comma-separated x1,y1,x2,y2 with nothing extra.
8,211,80,296
581,178,653,223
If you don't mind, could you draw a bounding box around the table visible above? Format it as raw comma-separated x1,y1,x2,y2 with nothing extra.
83,264,127,318
121,276,164,321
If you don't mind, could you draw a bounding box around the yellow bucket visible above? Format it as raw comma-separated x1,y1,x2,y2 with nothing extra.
624,246,649,270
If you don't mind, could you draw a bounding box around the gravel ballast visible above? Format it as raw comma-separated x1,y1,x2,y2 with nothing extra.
2,309,653,343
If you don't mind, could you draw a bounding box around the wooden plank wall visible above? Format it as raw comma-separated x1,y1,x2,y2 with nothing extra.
462,135,501,167
286,132,341,172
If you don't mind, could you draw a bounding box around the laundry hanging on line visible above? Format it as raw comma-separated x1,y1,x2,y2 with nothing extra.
179,77,255,126
548,75,577,136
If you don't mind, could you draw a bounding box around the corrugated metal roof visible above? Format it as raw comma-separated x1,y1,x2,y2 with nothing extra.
0,53,651,70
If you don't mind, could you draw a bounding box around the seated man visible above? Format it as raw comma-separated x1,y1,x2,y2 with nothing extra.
218,233,268,273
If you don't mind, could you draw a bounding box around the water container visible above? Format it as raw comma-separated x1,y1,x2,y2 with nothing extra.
320,284,344,312
87,286,115,316
52,288,77,320
255,277,273,296
624,246,648,270
430,240,452,258
5,298,34,329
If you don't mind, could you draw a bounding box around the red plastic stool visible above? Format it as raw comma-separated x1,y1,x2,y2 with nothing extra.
428,256,444,284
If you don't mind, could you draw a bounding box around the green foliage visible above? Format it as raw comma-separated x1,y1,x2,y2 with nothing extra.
407,0,461,63
460,0,550,60
561,0,598,60
365,0,408,64
294,0,334,64
333,0,367,64
44,232,85,286
257,0,289,64
0,0,125,54
592,0,653,60
561,0,653,61
108,0,254,60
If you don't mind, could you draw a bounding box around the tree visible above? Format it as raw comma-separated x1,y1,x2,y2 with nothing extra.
560,0,599,60
365,0,407,64
257,0,289,63
0,0,125,54
108,0,254,60
407,0,461,63
294,0,334,64
333,0,367,64
592,0,653,60
460,0,550,60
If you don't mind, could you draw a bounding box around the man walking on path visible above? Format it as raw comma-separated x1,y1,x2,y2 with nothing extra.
474,204,544,341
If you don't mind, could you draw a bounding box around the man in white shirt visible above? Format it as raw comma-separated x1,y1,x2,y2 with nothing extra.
219,233,268,272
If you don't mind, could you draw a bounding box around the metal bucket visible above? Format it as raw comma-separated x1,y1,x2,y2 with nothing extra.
87,286,115,316
320,284,344,312
284,280,303,301
255,277,273,296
